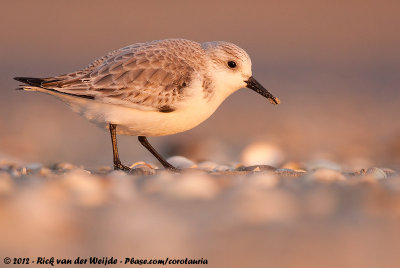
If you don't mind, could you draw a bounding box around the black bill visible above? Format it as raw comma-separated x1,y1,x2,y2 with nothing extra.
245,76,280,105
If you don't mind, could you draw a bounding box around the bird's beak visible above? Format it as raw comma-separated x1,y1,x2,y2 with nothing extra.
245,76,280,105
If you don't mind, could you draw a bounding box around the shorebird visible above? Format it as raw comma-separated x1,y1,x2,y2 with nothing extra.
14,39,280,171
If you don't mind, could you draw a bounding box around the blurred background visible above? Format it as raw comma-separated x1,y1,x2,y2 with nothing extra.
1,0,399,169
1,1,400,268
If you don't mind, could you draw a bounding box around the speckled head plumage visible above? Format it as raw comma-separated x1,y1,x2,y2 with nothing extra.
201,41,254,99
200,41,279,104
202,41,252,75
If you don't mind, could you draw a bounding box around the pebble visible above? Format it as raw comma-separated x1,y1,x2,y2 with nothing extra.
39,167,53,177
197,161,219,171
365,167,387,180
237,165,277,172
0,159,21,171
9,168,22,178
381,168,397,177
24,163,43,174
241,142,285,167
212,165,232,172
281,161,304,171
306,159,342,171
52,162,79,172
198,161,236,172
130,166,156,176
0,164,13,172
307,168,346,182
166,156,197,169
108,170,131,178
275,168,306,177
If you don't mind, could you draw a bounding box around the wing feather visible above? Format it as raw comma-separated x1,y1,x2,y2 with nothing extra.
40,39,206,111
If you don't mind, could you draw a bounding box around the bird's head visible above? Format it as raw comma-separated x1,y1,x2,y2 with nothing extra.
202,41,280,105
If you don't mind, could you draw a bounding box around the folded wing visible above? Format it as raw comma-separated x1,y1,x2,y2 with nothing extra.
35,40,200,111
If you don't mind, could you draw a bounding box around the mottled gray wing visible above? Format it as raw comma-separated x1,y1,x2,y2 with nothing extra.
42,41,198,111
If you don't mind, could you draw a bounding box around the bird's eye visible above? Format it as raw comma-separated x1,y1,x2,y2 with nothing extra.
227,61,237,68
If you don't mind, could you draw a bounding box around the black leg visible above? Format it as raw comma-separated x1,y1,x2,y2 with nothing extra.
138,136,178,171
109,123,131,171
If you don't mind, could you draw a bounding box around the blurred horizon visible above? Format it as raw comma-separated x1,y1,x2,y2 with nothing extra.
1,0,399,169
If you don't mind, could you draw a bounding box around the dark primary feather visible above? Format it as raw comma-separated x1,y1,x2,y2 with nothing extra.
14,77,46,87
13,76,94,100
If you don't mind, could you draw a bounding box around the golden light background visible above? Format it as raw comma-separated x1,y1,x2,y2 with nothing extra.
1,0,399,168
1,1,400,268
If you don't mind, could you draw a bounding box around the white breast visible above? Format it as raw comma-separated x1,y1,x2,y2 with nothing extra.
49,81,226,137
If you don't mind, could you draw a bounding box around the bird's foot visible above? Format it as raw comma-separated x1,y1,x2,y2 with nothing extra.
114,161,157,175
114,162,132,172
114,161,181,174
165,166,182,173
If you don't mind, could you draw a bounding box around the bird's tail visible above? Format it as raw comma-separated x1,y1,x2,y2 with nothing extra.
13,76,46,91
14,76,95,100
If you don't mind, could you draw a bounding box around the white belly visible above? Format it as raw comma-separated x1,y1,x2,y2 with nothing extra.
83,102,218,136
51,91,223,136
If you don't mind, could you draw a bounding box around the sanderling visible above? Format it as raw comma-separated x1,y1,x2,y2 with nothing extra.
14,39,280,171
